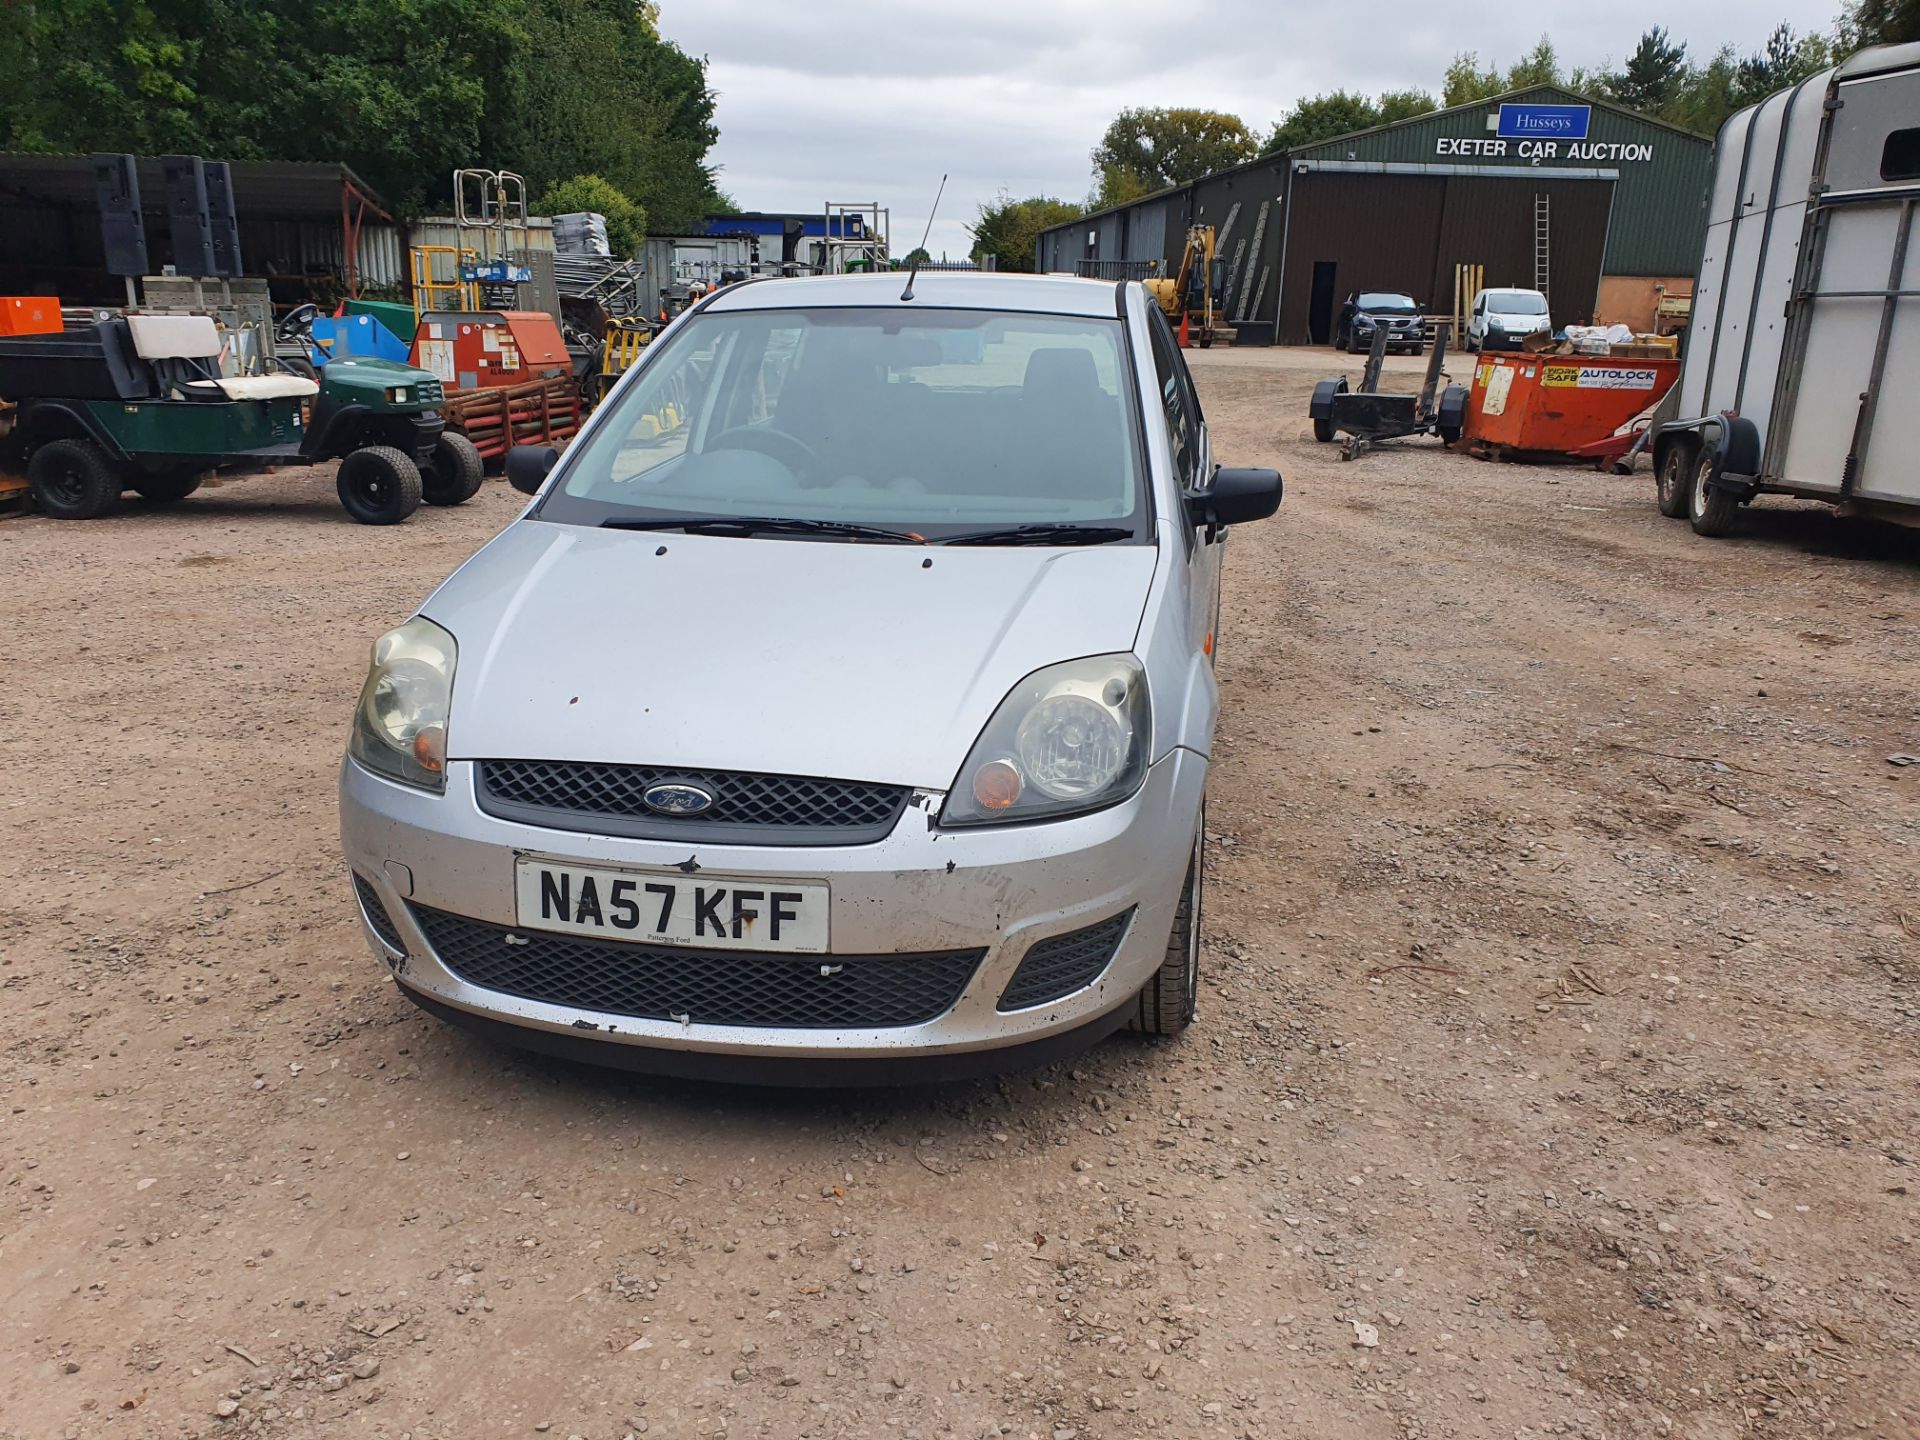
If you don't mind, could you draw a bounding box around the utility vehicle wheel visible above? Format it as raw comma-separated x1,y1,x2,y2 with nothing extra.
1130,819,1203,1037
130,467,204,504
29,438,122,520
336,446,422,525
420,431,484,506
1655,439,1694,518
1688,445,1739,537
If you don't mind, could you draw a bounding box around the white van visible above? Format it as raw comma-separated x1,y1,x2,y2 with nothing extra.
1466,288,1551,351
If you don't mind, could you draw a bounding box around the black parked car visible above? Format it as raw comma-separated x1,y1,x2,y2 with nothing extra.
1333,292,1427,355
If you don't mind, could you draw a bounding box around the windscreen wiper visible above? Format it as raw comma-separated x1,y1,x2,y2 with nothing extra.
939,523,1134,547
600,515,922,542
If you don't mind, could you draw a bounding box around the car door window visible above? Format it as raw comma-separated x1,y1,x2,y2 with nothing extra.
1146,307,1200,494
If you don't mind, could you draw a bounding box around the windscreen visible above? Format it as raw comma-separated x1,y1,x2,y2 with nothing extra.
536,306,1147,539
1489,291,1548,315
1357,293,1418,312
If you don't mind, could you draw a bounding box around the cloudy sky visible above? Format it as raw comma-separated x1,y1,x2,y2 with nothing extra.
669,0,1838,259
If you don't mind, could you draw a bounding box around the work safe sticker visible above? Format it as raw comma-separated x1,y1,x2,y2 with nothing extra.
1543,365,1659,390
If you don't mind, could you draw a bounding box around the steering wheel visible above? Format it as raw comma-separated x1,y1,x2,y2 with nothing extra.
276,302,321,341
705,426,822,482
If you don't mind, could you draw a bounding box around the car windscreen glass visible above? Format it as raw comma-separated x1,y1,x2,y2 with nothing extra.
533,306,1148,540
1356,293,1418,313
1489,292,1547,315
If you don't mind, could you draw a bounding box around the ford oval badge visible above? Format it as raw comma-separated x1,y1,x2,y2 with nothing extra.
642,782,716,816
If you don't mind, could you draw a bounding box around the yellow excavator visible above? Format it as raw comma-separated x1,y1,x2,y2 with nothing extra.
1144,225,1227,347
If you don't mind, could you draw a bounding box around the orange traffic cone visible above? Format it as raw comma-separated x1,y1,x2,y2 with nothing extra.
1177,312,1191,349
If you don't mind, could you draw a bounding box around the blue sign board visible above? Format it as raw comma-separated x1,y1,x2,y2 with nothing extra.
1496,103,1591,140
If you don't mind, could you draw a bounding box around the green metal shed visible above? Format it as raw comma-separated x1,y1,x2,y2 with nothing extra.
1036,87,1714,344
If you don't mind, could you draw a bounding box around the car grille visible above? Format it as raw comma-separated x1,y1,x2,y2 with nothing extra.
411,905,984,1029
352,873,407,954
476,760,912,845
996,910,1133,1012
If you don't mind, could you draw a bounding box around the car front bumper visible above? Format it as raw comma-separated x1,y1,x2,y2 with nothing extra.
338,749,1206,1071
1355,326,1423,349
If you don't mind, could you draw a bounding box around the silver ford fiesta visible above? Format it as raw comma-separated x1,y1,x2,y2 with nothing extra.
338,272,1280,1081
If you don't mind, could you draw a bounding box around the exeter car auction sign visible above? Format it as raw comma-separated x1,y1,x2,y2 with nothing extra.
1434,101,1658,164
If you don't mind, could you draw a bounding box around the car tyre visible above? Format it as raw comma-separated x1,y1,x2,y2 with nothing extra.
29,437,122,520
1130,820,1202,1037
1655,438,1694,518
336,445,423,525
130,467,205,504
421,431,485,506
1688,445,1739,537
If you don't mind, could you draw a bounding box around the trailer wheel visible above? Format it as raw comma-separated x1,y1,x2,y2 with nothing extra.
29,438,122,520
336,446,422,525
420,432,484,506
1688,446,1739,537
1655,439,1694,518
130,467,205,505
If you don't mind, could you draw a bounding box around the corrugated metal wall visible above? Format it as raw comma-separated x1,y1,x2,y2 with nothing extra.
1277,172,1446,341
1291,87,1710,275
1274,171,1614,341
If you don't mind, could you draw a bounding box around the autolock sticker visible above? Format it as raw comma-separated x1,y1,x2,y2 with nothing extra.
1542,365,1658,390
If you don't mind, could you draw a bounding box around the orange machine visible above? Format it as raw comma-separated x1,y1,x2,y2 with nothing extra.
408,310,569,391
1463,353,1680,460
0,297,62,336
408,311,579,463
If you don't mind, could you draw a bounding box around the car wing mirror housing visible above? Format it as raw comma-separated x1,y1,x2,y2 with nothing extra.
1186,466,1282,531
506,443,559,496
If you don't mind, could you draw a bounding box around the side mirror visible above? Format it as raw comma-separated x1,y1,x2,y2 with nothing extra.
1186,466,1282,530
505,444,558,496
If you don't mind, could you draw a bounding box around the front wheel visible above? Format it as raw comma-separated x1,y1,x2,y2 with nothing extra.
336,446,422,525
1688,445,1740,537
28,438,122,519
1130,820,1202,1036
420,431,484,506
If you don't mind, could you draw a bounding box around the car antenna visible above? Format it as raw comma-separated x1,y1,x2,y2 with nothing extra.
899,173,947,302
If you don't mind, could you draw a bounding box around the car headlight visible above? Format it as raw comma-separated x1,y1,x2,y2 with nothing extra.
348,617,456,792
388,386,409,403
940,655,1150,826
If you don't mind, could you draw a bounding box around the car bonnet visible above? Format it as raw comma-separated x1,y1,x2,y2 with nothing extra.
421,521,1160,791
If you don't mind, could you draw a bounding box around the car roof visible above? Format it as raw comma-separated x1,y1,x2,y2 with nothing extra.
701,271,1125,319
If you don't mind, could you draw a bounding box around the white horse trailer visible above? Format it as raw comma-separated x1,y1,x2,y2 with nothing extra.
1653,42,1920,535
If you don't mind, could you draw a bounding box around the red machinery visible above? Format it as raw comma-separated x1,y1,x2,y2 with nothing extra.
409,310,581,463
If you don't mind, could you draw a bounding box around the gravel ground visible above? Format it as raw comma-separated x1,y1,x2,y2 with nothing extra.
3,344,1916,1440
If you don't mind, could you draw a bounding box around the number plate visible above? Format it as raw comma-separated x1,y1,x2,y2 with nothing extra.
513,859,828,953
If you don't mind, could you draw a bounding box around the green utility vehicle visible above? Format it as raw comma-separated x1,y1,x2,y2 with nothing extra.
0,312,482,523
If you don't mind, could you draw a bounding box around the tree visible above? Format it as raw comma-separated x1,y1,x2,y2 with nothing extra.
1089,108,1257,207
0,0,722,222
969,194,1081,273
535,174,646,255
1378,89,1439,124
1608,27,1690,113
1263,92,1381,155
901,246,932,267
1506,35,1561,89
1442,53,1506,107
486,0,723,232
1842,0,1920,44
